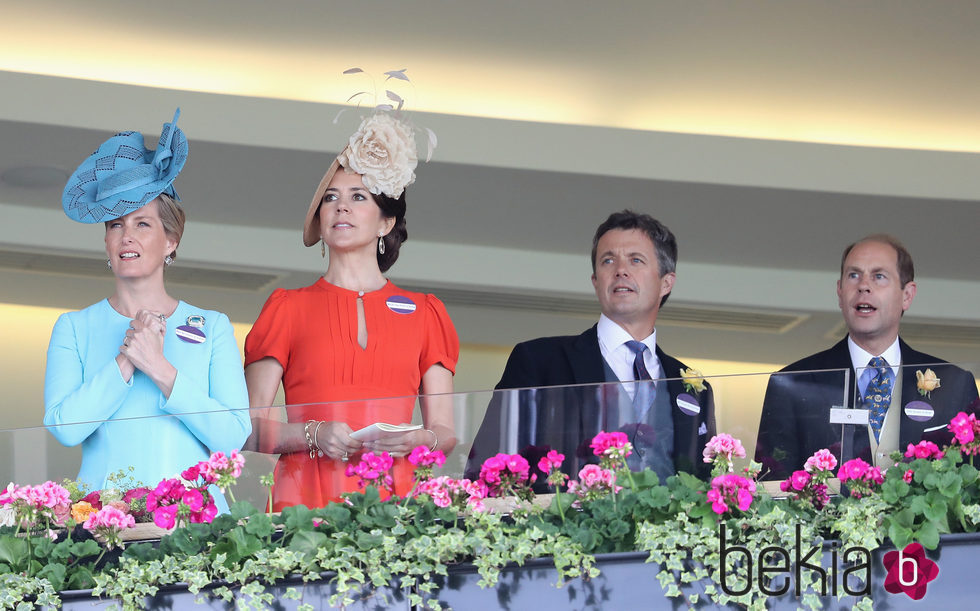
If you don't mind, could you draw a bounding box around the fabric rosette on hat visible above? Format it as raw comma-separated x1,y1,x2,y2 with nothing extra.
62,109,187,224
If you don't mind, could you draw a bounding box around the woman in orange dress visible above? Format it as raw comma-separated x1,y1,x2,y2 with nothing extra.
243,112,459,510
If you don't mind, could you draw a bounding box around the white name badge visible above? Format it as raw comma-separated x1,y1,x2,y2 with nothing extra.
829,408,869,426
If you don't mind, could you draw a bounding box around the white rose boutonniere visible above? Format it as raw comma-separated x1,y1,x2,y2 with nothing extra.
338,113,418,199
681,367,706,394
916,369,941,398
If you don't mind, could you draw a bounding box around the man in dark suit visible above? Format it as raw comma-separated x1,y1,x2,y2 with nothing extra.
466,211,716,487
755,235,979,480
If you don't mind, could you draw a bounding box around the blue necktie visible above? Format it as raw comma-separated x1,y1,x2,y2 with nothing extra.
863,356,893,442
625,340,654,422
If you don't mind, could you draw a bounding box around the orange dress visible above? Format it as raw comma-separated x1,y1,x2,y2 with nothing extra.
244,278,459,510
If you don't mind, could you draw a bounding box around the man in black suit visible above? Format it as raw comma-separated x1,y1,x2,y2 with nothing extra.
755,235,978,480
466,211,716,487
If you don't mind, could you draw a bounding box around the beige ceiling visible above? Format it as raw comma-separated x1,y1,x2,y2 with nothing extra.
1,0,979,367
3,0,979,151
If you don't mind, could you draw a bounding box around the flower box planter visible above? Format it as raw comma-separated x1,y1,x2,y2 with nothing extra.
425,532,980,610
36,532,980,609
55,572,409,610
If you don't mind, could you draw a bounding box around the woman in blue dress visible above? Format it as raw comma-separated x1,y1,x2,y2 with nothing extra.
43,110,251,499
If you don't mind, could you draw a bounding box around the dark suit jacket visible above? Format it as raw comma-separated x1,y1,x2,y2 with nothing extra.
465,325,717,488
755,337,979,480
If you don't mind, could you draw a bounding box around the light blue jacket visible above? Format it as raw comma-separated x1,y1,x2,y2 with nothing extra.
44,299,251,495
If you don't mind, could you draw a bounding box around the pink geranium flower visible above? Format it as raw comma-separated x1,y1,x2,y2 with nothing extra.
804,449,838,474
904,441,944,460
589,431,634,471
590,431,629,456
837,458,884,498
478,453,534,499
950,412,980,455
702,434,746,464
414,476,487,512
83,505,136,549
567,464,620,504
345,451,395,491
706,473,756,515
538,450,564,475
1,481,73,531
153,504,179,529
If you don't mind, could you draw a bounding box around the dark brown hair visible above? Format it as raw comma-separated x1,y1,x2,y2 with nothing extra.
591,209,678,307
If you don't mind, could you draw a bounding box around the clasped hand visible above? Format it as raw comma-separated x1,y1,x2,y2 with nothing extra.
119,310,168,375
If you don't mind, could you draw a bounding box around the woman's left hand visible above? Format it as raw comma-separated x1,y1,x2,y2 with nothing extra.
122,310,177,397
362,426,432,458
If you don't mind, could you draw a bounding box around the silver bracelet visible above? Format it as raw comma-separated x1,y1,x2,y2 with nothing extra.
312,420,325,458
304,420,317,459
424,428,438,452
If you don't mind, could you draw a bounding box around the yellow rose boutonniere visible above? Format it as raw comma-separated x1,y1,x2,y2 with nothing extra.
681,367,706,394
915,369,941,398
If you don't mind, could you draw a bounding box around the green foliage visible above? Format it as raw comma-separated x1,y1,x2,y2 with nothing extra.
877,448,980,550
6,444,980,609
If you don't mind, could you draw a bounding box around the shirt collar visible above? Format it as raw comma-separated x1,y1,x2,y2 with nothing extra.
847,335,901,377
597,314,657,356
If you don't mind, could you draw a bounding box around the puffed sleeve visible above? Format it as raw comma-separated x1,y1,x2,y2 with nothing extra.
420,294,459,375
244,288,292,369
161,312,251,453
44,313,133,446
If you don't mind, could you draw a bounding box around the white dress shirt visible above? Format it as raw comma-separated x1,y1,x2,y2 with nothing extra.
597,314,661,399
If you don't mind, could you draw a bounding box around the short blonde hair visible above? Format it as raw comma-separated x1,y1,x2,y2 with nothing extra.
155,194,186,261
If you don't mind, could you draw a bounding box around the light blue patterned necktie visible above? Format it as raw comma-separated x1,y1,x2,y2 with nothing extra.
864,356,893,442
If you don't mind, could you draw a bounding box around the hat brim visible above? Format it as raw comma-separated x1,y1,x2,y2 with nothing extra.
302,156,343,247
62,122,187,224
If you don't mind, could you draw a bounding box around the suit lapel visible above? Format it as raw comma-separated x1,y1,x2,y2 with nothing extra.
567,325,606,384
